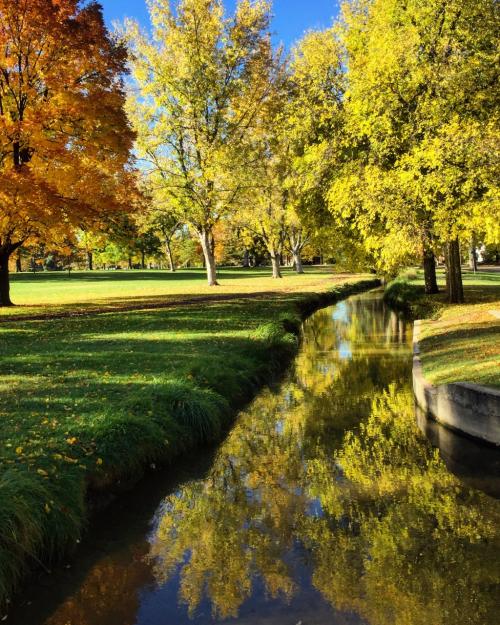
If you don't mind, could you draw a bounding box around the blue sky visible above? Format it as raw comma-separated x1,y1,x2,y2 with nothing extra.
100,0,340,48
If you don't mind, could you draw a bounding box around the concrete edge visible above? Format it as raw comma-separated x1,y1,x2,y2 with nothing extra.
412,321,500,446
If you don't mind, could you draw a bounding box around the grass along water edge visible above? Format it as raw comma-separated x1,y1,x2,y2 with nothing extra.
0,277,379,611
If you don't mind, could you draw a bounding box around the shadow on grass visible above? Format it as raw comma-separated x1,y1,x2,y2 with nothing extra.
420,320,500,387
462,271,500,282
0,292,281,322
4,268,348,320
462,284,500,304
9,267,335,286
1,298,299,426
0,289,330,484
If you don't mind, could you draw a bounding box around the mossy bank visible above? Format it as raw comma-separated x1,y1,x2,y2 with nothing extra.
0,277,379,610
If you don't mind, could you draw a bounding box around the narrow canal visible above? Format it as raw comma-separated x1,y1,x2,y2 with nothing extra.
10,292,500,625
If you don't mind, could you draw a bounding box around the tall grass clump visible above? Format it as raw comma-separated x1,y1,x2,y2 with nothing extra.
0,467,85,606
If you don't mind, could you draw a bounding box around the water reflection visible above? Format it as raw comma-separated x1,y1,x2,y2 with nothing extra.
416,406,500,498
149,294,499,624
12,293,500,625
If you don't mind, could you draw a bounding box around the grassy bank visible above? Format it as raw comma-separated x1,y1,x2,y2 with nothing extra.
385,269,500,388
0,274,378,610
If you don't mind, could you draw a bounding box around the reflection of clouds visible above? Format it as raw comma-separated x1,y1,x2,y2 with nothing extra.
332,301,350,324
338,340,353,360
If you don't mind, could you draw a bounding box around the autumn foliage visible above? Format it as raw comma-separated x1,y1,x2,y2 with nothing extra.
0,0,135,305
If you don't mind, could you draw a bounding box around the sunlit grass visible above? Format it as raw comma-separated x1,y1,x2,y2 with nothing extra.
418,297,500,389
3,267,360,318
386,269,500,388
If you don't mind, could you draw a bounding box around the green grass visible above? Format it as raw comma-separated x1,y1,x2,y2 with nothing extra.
385,269,500,388
0,272,379,610
3,267,357,318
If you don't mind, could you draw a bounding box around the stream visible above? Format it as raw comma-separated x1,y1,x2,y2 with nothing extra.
9,291,500,625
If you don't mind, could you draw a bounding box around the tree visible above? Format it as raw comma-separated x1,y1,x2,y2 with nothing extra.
139,206,181,272
155,215,181,272
286,222,310,274
102,214,141,269
136,229,162,269
236,45,307,280
77,231,106,271
284,29,349,275
339,0,499,301
0,0,135,306
126,0,275,286
240,135,289,279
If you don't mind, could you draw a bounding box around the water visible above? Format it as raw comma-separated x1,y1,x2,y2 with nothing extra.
9,292,500,625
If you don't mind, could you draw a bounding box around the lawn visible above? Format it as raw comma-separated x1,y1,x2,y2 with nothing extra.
0,269,377,610
386,269,500,389
3,267,356,318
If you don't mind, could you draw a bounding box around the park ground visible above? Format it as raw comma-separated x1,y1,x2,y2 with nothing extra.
385,268,500,389
3,266,358,319
0,267,376,608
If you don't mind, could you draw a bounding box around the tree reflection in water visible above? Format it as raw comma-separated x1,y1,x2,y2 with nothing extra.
151,295,500,624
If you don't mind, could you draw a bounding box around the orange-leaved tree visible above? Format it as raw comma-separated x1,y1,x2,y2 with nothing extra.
0,0,135,306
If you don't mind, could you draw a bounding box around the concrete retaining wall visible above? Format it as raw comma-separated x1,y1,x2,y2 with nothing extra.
413,320,500,446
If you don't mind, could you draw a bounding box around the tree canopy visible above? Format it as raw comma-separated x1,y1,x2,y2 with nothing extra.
125,0,277,286
1,0,498,302
0,0,135,305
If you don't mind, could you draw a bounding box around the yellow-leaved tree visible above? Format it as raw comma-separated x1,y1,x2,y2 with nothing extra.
125,0,275,286
336,0,499,301
285,28,360,273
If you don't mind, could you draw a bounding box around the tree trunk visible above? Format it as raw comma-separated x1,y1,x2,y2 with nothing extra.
423,248,439,294
469,236,477,273
128,257,133,270
16,250,22,273
242,250,250,268
165,240,176,272
87,251,93,271
270,254,282,279
141,251,146,270
293,250,305,274
445,239,464,304
199,230,218,286
0,249,13,307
